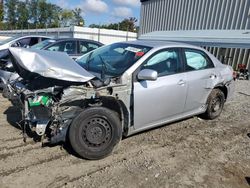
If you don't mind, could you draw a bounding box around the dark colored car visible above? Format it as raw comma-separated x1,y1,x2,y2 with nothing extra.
31,38,103,59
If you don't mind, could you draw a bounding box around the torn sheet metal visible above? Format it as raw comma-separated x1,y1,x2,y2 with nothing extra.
9,47,94,83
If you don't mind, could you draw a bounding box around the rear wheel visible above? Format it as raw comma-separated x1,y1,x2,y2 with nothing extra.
202,89,225,120
69,107,122,160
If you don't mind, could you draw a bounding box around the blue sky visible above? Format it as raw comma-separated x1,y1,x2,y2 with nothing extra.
48,0,141,26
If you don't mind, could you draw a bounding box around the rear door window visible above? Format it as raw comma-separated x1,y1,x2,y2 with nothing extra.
47,41,77,54
184,49,214,71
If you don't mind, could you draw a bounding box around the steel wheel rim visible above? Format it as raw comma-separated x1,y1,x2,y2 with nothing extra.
81,117,112,148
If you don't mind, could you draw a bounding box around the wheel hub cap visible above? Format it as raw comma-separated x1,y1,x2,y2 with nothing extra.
86,126,104,144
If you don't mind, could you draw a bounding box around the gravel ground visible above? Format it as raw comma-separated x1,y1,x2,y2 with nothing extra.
0,80,249,188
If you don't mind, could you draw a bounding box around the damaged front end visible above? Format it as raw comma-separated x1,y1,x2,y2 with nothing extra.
8,48,94,143
22,84,90,144
21,79,128,145
8,47,130,145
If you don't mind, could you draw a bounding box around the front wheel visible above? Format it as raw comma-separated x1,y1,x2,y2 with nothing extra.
69,107,122,160
202,89,225,120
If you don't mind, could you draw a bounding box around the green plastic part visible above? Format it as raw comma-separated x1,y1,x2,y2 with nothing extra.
28,95,52,107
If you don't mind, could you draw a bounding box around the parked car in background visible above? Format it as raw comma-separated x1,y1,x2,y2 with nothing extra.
31,38,103,59
0,35,51,50
0,35,51,89
0,35,51,64
0,38,102,90
7,40,234,160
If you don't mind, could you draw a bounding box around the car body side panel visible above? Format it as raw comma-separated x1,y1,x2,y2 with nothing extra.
225,80,235,100
133,72,187,130
184,69,216,112
217,65,235,100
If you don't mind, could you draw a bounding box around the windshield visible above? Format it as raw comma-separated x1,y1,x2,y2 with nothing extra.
76,43,151,78
0,36,21,45
31,39,56,50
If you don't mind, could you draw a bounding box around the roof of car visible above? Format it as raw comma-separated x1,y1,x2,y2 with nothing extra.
15,35,51,38
51,38,103,44
121,39,200,49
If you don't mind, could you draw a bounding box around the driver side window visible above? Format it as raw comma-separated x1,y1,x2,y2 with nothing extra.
142,49,181,77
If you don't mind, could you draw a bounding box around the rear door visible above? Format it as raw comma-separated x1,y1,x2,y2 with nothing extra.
133,48,188,130
182,48,216,113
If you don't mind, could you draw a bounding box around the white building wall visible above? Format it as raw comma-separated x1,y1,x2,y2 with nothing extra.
73,27,137,44
0,26,138,45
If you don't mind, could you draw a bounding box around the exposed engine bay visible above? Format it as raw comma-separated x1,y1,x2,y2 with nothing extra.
11,74,129,145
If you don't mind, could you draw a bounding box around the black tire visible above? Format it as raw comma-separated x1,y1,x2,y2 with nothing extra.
202,89,225,120
69,107,122,160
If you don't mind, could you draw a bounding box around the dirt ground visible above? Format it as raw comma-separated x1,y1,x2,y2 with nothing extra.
0,80,249,188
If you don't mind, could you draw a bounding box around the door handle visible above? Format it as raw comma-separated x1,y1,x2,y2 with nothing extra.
178,80,185,86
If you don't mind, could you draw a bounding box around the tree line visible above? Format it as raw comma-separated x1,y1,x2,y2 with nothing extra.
0,0,84,30
0,0,138,32
89,17,138,32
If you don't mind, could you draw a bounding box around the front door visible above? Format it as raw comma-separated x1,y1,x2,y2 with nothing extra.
133,48,187,130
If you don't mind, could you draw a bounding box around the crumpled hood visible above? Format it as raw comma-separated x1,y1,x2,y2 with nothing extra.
9,47,95,83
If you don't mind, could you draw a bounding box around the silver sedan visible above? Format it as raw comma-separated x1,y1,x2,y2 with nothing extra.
8,40,235,159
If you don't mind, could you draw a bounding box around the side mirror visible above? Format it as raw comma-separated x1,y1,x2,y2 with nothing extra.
138,69,158,81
